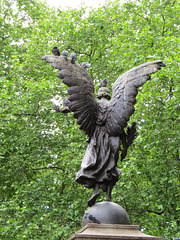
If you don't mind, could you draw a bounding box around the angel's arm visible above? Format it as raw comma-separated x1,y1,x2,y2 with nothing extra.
42,55,98,137
107,60,165,136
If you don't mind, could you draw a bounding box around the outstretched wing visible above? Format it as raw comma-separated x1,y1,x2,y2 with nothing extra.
106,60,165,136
42,55,98,137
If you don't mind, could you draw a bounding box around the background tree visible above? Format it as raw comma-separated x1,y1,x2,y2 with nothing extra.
0,0,179,239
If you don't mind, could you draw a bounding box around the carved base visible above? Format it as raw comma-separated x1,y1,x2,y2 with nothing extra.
68,223,163,240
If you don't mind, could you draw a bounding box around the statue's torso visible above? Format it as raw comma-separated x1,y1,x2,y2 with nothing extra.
96,98,109,126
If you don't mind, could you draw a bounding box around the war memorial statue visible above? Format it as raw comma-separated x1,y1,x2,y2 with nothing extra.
42,49,165,232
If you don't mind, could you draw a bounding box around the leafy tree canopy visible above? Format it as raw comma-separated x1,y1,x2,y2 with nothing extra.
0,0,179,239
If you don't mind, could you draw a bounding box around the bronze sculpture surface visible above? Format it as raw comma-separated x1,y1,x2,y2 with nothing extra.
42,52,165,207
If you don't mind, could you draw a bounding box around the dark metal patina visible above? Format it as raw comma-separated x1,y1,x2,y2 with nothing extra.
42,52,165,207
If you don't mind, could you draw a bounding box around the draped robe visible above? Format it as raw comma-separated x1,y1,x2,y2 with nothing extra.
75,97,121,191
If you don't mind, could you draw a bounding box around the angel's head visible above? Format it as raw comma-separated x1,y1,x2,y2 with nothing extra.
97,87,111,100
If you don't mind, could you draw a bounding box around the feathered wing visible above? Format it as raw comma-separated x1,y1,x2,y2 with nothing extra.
106,60,166,136
42,55,98,137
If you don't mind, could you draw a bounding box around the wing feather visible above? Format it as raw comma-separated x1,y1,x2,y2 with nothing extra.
42,55,97,137
107,60,165,136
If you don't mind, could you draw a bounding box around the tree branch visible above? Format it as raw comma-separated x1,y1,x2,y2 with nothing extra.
147,209,165,215
136,208,165,217
161,12,166,36
60,182,65,195
70,46,93,57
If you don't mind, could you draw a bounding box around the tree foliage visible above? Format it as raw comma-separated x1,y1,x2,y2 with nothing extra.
0,0,179,239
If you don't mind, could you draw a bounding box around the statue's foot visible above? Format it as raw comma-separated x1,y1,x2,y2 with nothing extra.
106,195,112,202
88,192,100,207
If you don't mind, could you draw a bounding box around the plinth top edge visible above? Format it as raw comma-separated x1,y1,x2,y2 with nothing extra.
79,223,139,233
69,224,163,240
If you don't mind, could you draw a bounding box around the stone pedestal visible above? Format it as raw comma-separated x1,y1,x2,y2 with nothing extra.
68,223,163,240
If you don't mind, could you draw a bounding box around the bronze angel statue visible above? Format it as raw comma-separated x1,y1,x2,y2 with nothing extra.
42,50,165,207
